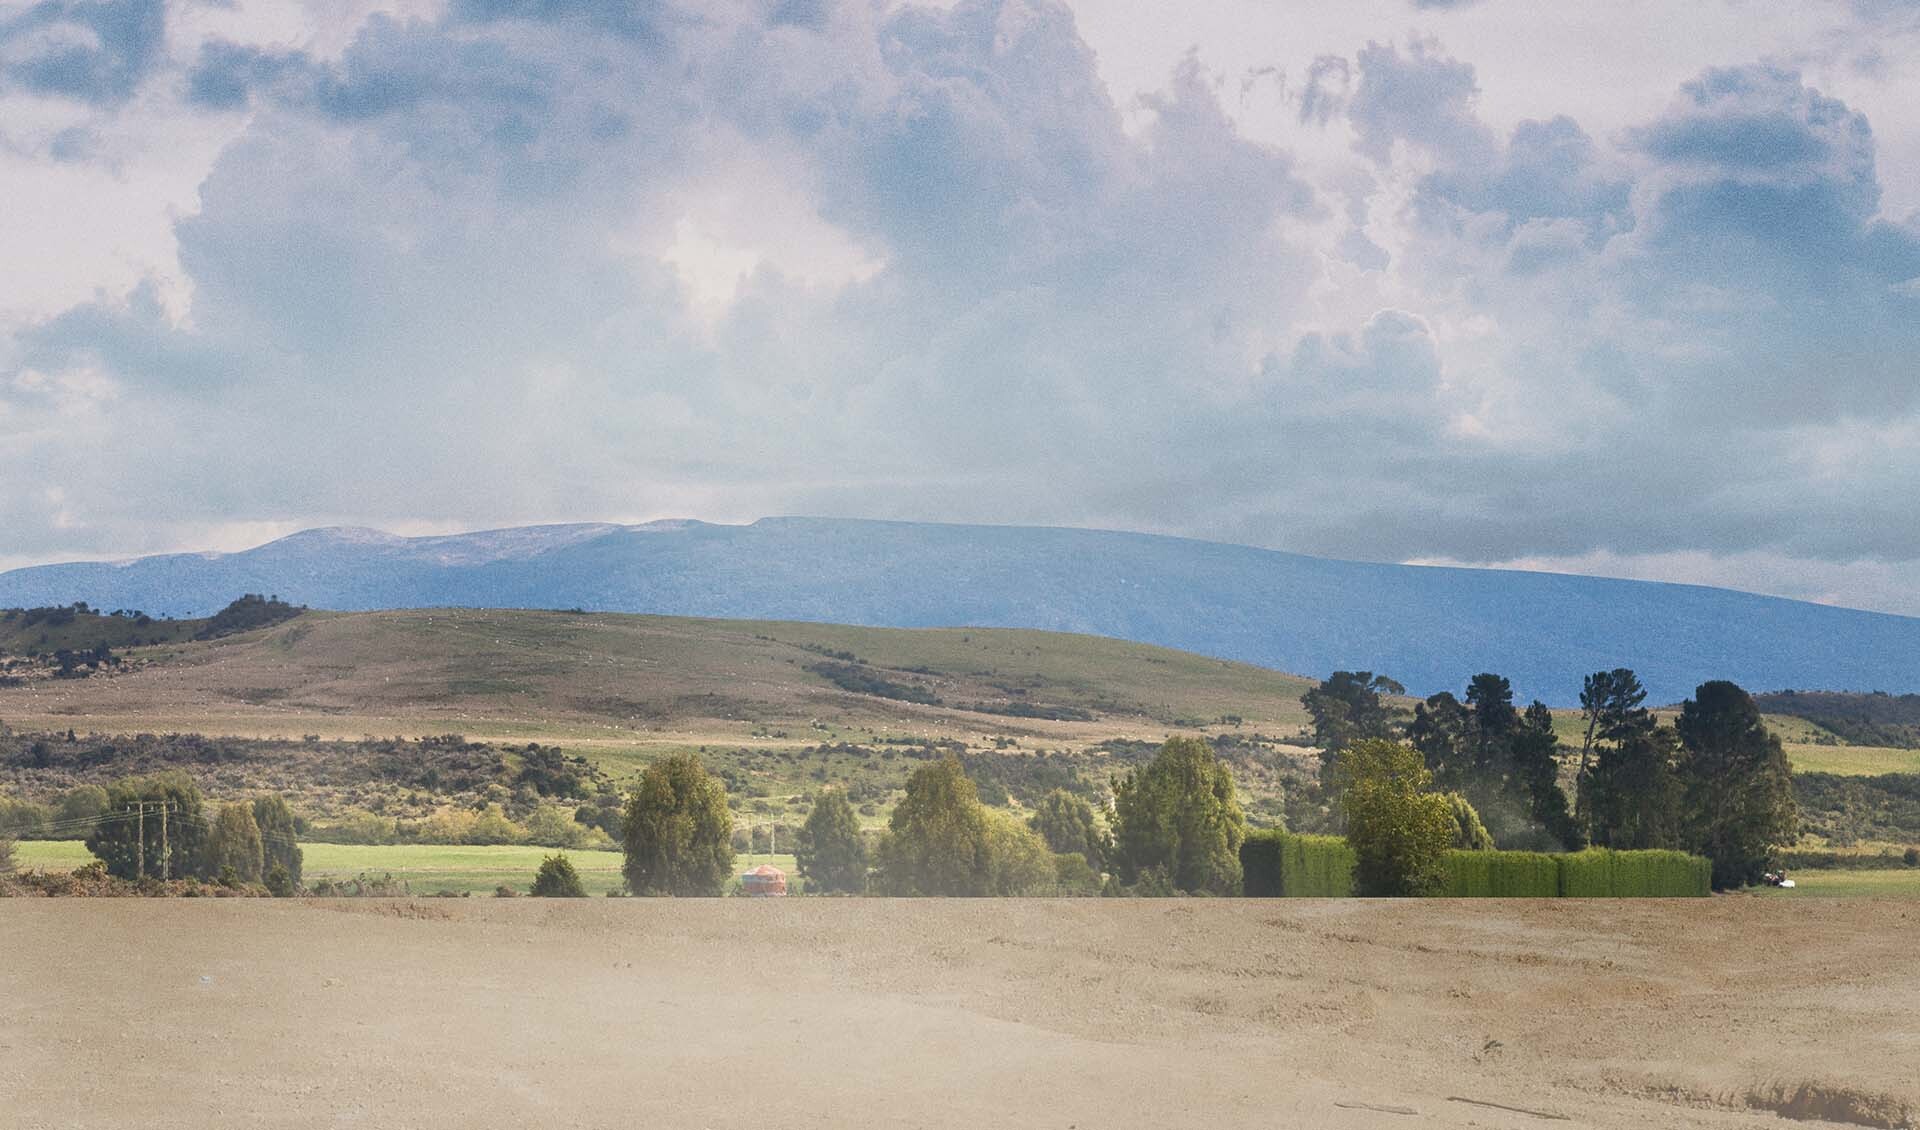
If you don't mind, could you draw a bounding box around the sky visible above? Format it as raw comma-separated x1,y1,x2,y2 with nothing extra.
2,0,1920,614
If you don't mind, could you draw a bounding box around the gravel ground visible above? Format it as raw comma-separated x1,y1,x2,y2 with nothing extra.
2,897,1915,1129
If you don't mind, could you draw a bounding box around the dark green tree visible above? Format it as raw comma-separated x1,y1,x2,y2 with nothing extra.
873,758,992,896
1305,671,1405,788
1576,669,1650,822
795,788,869,894
252,794,303,887
1109,736,1246,895
207,802,265,884
1676,681,1798,888
1585,718,1683,850
86,772,209,881
1027,788,1110,870
532,853,588,897
1512,702,1581,849
1408,691,1473,791
621,755,734,896
1340,739,1456,897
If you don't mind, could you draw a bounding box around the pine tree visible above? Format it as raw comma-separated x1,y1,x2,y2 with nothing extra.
1676,681,1798,888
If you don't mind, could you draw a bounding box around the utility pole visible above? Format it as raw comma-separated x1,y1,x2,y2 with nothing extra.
159,801,169,881
135,802,146,881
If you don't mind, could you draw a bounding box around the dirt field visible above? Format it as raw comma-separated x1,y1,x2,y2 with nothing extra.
2,898,1915,1130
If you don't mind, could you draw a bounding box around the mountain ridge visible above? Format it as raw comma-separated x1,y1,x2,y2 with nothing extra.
4,516,1918,706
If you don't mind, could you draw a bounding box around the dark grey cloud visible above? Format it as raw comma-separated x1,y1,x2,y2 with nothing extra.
0,0,163,104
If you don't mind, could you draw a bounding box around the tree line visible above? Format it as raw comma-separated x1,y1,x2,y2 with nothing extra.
1305,669,1797,888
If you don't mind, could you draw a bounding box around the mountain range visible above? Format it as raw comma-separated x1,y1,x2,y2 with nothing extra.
4,516,1918,705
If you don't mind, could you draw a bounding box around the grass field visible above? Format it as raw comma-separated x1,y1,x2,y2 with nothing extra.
8,840,799,896
1779,742,1920,775
1751,868,1920,898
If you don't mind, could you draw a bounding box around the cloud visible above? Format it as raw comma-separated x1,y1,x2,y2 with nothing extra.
0,0,164,104
5,4,1920,618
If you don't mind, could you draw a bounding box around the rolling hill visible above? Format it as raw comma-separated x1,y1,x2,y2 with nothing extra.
0,608,1315,747
6,517,1920,704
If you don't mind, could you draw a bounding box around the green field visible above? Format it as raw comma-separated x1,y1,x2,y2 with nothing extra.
9,841,799,897
1752,868,1920,898
1779,743,1920,775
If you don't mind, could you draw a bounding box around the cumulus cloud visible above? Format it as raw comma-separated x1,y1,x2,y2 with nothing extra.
0,0,164,104
5,1,1920,615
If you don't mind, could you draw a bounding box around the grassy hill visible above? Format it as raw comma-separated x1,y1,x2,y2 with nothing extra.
0,607,1316,747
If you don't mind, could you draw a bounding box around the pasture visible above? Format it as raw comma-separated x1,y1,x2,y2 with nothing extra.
7,840,798,897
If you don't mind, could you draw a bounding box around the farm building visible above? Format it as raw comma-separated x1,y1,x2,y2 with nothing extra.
740,864,787,897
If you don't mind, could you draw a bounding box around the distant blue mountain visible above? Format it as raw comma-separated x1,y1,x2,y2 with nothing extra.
4,517,1917,705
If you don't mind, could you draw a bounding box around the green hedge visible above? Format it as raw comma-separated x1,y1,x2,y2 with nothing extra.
1557,849,1710,897
1243,833,1708,898
1240,828,1287,897
1239,831,1357,897
1440,850,1560,897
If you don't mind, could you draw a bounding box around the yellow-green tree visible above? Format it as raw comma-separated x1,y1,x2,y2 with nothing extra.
1110,736,1246,895
622,755,734,896
1339,739,1455,897
873,758,992,896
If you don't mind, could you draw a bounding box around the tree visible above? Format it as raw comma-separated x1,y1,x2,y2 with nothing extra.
1339,739,1455,897
532,853,588,897
86,772,209,881
1576,669,1650,822
1512,702,1581,849
207,802,265,885
1027,789,1109,870
1676,681,1798,889
1585,721,1683,850
1445,792,1495,851
873,758,992,896
0,834,14,876
796,788,869,894
621,755,734,896
1408,691,1473,791
55,785,109,831
1109,736,1246,895
252,794,303,887
1305,671,1406,788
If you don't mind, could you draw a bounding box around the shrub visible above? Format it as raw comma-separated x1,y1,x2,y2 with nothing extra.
1050,851,1102,895
1028,789,1110,870
1340,740,1455,897
0,835,14,876
622,754,734,896
264,864,295,898
1110,736,1246,896
1440,850,1560,897
1908,847,1920,868
522,804,590,849
795,788,868,894
531,853,587,897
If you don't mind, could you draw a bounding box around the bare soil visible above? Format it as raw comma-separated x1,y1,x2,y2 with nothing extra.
2,897,1915,1129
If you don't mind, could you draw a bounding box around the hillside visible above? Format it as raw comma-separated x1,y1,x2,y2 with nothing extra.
0,608,1315,747
8,518,1920,704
